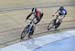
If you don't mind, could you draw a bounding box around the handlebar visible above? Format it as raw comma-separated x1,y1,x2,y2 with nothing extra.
26,17,35,24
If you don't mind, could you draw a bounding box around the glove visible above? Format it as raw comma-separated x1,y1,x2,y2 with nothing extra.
52,15,55,17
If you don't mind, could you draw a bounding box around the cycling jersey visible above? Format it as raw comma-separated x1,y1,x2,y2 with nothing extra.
59,9,67,15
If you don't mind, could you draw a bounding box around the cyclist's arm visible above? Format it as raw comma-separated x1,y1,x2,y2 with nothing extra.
26,12,33,20
55,9,59,14
52,9,59,16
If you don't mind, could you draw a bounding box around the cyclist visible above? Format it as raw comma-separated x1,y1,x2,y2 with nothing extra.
52,6,67,30
26,8,43,24
26,8,43,39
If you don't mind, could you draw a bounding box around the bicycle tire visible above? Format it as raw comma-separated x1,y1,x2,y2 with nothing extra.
21,31,26,40
20,26,29,40
47,19,55,30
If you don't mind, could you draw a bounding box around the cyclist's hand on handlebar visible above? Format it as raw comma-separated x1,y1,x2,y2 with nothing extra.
25,19,27,22
52,15,55,17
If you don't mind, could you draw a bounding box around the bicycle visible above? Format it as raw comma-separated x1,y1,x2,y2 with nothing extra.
21,17,35,40
47,15,62,31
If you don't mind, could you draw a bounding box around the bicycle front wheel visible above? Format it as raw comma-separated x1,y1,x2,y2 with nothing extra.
20,26,29,40
47,20,54,30
21,31,27,40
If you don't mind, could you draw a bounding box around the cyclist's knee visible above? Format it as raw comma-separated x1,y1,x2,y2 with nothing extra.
29,30,34,36
35,17,40,24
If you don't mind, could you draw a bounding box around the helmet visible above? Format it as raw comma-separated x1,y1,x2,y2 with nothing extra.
32,8,42,13
59,6,64,10
32,8,36,13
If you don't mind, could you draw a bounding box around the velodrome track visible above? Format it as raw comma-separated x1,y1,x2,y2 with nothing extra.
0,0,75,48
1,30,75,51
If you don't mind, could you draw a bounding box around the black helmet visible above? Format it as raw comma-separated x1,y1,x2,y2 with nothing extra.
59,6,64,10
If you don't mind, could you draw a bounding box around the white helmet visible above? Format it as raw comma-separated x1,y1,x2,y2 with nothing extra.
32,8,36,13
32,8,42,13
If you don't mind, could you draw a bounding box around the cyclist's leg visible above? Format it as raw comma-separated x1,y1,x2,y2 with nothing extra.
35,17,40,24
28,26,34,39
53,14,59,26
58,12,66,22
35,13,43,24
59,15,65,23
55,21,61,29
54,14,62,30
55,15,65,30
28,30,34,39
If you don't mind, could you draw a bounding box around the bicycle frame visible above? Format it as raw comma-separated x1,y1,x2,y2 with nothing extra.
26,17,35,33
21,17,35,40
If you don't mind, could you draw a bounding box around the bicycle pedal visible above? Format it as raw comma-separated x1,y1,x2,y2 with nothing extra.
47,28,50,30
